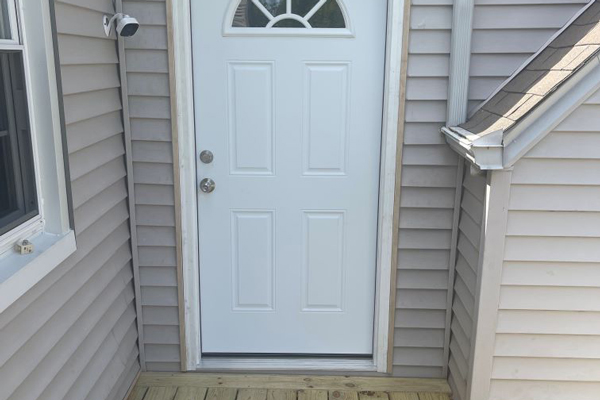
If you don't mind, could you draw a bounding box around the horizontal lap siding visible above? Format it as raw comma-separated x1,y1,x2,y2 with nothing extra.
469,0,586,113
447,164,486,400
394,0,457,378
123,0,463,377
123,0,180,372
490,93,600,400
0,1,139,400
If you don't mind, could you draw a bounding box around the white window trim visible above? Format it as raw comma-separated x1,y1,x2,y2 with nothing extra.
170,0,406,373
0,0,20,46
0,0,75,314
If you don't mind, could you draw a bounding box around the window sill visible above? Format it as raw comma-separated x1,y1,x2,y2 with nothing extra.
0,230,76,314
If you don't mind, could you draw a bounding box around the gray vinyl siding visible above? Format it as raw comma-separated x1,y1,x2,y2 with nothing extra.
124,0,465,376
447,165,487,400
488,90,600,400
468,0,587,113
120,0,593,377
0,1,139,400
393,0,590,378
393,0,458,378
123,0,181,372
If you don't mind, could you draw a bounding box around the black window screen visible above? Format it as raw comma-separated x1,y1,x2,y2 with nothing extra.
0,52,38,236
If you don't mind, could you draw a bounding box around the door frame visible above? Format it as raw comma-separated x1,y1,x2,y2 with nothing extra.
168,0,408,373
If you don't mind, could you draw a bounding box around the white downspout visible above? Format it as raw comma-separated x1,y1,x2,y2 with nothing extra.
442,0,475,387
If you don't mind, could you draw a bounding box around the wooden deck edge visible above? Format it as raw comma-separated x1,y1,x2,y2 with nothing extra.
136,373,452,394
125,369,142,400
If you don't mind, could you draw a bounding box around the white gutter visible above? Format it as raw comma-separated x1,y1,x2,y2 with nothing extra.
442,126,504,170
443,54,600,171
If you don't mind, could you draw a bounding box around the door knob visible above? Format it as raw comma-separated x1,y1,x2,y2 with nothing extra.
200,178,216,193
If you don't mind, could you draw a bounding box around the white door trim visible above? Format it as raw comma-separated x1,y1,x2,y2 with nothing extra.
169,0,407,373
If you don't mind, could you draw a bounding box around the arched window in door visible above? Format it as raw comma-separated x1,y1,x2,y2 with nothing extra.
228,0,351,34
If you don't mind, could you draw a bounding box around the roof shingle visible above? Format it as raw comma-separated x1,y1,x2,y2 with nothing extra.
458,1,600,136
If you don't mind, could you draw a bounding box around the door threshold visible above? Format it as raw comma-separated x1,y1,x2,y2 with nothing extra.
196,356,378,372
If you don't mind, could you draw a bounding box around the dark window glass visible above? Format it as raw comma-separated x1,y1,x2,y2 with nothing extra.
307,1,345,28
232,0,271,28
292,0,320,15
0,52,37,236
0,2,13,39
258,0,286,17
273,19,305,28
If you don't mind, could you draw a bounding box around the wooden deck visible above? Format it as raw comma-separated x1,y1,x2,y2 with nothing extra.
129,373,452,400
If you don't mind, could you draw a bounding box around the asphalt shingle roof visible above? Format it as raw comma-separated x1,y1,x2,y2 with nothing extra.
459,1,600,136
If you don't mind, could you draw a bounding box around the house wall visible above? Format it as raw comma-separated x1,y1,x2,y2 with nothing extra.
393,0,582,378
0,1,140,399
394,0,458,378
119,0,591,377
122,0,463,375
487,89,600,400
122,0,182,371
447,164,487,400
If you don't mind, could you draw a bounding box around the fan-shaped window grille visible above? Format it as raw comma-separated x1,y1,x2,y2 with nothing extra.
231,0,349,31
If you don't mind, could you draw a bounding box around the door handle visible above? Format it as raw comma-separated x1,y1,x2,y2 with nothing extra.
200,178,216,193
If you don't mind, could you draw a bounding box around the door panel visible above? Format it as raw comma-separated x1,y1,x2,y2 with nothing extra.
303,63,349,175
228,62,275,175
192,0,387,355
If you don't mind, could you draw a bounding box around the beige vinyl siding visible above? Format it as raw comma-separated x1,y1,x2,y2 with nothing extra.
489,92,600,400
394,0,459,378
0,1,139,400
123,0,181,372
468,0,587,113
447,164,487,400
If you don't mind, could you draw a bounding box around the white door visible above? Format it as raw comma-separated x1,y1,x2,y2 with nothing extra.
192,0,387,355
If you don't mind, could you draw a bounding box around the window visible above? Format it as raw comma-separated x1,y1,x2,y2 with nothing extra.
227,0,351,36
0,0,75,313
0,53,38,237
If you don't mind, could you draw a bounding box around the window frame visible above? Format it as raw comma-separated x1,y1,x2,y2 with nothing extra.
0,1,44,254
0,52,41,238
0,0,75,313
0,0,20,46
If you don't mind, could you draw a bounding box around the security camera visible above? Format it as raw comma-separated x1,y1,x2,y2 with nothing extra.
103,13,140,37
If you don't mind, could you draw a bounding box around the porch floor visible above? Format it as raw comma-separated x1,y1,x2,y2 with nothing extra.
128,373,452,400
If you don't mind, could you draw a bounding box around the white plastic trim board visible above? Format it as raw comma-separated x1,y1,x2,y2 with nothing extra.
467,169,512,400
170,0,406,373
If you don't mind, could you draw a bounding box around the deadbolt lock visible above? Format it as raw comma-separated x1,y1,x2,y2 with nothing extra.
200,150,214,164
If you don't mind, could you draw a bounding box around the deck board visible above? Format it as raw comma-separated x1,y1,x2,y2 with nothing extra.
389,394,419,400
130,386,149,400
131,374,451,400
329,391,359,400
144,387,178,400
206,388,238,400
238,389,268,400
174,387,209,400
298,389,328,400
268,390,298,400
